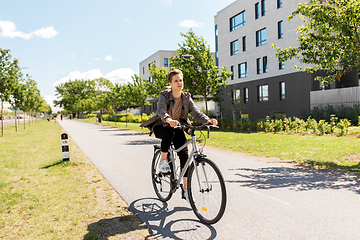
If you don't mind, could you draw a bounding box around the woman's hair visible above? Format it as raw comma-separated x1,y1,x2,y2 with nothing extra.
167,69,183,83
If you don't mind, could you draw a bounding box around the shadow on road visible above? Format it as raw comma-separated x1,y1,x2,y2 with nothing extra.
130,198,218,239
125,139,161,145
227,166,360,194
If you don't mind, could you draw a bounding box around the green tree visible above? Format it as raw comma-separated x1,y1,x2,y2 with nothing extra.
22,75,38,128
273,0,360,85
11,75,26,132
0,48,21,137
130,74,150,123
118,84,134,127
170,29,232,115
146,63,169,98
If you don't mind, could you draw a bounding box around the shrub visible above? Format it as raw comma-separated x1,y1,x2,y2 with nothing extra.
317,120,330,135
337,118,351,136
274,119,283,132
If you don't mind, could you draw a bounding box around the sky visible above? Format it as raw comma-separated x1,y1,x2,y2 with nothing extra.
0,0,236,112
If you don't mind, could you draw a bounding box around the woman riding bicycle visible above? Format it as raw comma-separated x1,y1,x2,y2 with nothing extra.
141,69,218,202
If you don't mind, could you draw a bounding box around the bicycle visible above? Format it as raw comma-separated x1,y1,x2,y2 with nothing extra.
151,123,227,225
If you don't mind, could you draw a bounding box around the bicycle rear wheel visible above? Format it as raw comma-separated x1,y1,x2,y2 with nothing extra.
151,149,174,202
188,158,226,225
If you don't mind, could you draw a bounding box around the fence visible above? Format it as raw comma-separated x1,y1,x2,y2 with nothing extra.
310,86,360,109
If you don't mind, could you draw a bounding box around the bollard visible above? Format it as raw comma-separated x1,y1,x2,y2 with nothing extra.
61,133,70,161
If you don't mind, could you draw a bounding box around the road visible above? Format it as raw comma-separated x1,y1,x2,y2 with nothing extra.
58,119,360,240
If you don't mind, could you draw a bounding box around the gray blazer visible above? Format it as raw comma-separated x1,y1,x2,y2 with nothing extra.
140,88,210,129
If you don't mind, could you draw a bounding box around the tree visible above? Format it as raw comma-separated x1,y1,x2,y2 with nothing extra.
146,63,169,98
273,0,360,85
11,76,26,132
130,74,150,123
0,48,20,137
22,75,38,129
118,84,134,127
170,29,232,116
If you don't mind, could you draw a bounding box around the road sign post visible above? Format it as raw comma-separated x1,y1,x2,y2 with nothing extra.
61,133,70,161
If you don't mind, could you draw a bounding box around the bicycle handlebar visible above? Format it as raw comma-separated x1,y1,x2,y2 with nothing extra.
174,123,219,131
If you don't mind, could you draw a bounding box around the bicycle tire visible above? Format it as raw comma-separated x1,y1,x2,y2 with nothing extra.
187,158,226,225
151,149,174,202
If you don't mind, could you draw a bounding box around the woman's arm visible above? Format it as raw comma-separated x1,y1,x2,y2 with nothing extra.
156,91,171,122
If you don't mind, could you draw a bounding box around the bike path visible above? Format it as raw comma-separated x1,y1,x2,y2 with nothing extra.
58,119,360,240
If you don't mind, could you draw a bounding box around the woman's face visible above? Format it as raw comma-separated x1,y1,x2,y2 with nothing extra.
169,74,183,92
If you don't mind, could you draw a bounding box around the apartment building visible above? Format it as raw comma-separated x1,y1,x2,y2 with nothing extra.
214,0,325,120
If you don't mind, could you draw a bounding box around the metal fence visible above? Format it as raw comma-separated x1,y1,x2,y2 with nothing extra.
310,86,360,109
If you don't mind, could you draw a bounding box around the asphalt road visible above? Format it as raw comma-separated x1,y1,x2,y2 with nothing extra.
1,118,32,127
58,119,360,240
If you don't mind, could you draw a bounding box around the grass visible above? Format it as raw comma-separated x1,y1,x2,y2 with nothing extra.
0,120,152,239
80,118,360,173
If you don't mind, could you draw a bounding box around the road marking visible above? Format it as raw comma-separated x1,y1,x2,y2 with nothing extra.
244,187,290,205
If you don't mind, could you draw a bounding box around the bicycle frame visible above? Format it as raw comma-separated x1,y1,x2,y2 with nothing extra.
168,134,204,192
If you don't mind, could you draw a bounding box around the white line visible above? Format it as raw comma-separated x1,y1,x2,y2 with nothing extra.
243,187,291,205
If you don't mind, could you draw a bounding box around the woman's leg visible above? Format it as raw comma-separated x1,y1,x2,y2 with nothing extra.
153,125,176,173
172,129,189,189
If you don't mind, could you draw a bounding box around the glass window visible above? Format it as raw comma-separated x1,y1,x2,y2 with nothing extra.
278,21,283,39
261,0,266,16
263,56,268,73
232,89,241,103
231,66,234,80
279,61,284,70
257,58,262,74
230,40,239,56
238,62,247,78
280,82,285,100
230,11,246,31
242,36,247,51
258,85,269,102
256,28,267,47
277,0,283,8
164,58,168,67
143,67,144,74
255,3,260,19
244,87,249,103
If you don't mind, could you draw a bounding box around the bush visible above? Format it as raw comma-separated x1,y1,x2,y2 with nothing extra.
317,120,330,135
337,119,351,136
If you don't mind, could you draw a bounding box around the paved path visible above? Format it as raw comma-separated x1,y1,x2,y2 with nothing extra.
58,119,360,240
1,118,33,127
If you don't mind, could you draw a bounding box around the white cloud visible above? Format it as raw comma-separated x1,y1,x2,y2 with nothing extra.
0,21,33,39
32,26,58,38
71,54,76,60
52,68,136,87
105,55,113,61
124,18,131,23
0,20,58,39
83,49,88,53
94,58,100,61
178,20,204,28
105,68,136,84
161,0,172,6
43,95,63,113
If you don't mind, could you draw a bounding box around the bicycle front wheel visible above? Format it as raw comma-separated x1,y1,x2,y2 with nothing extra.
151,149,174,202
188,158,226,225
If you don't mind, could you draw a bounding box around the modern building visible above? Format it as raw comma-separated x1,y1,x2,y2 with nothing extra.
214,0,358,120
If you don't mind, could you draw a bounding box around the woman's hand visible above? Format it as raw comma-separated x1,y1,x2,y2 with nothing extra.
166,118,179,128
207,119,218,126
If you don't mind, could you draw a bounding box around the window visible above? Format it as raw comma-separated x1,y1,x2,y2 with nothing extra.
230,11,246,31
256,28,267,46
238,62,247,78
258,85,269,102
215,25,219,66
255,3,260,19
232,89,241,103
280,82,285,100
279,61,284,70
230,40,239,56
256,58,262,74
278,21,283,39
231,66,234,80
164,58,168,67
244,88,249,103
263,56,268,73
261,0,266,16
143,67,144,74
277,0,282,8
242,36,247,51
149,76,153,83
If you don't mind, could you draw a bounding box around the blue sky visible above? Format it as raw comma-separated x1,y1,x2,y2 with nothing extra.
1,0,235,112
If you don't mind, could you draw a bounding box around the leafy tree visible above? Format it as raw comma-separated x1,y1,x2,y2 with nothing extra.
146,63,169,98
130,74,150,123
22,75,38,128
93,77,114,121
118,84,134,126
0,48,20,137
170,29,232,115
273,0,360,85
11,76,26,132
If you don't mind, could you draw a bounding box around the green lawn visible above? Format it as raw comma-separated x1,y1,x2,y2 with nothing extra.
0,120,151,239
81,119,360,173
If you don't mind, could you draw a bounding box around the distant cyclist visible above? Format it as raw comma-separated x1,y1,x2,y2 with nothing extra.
141,69,217,202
